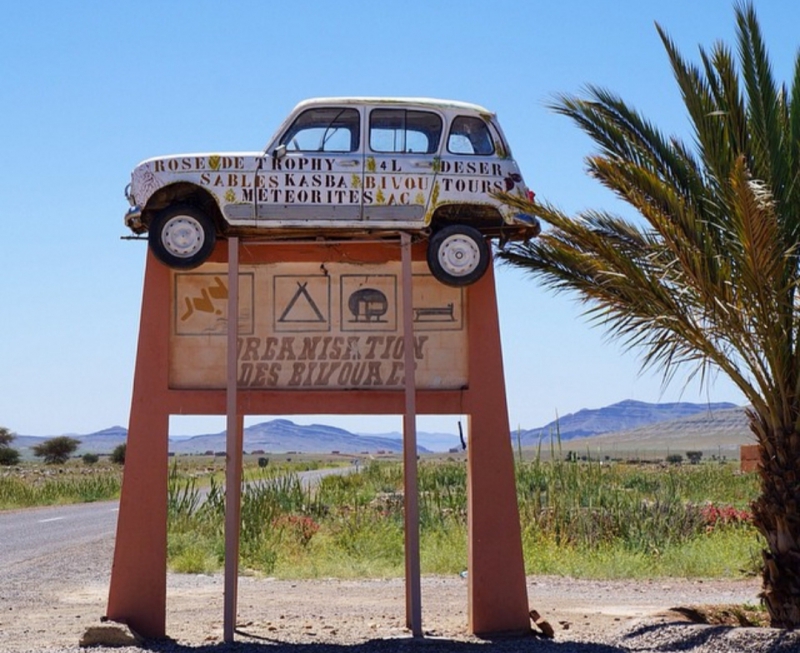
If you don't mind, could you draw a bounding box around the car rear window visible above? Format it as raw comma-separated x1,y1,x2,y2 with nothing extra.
447,116,495,155
369,109,442,154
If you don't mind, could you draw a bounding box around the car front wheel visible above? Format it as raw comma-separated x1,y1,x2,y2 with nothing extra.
148,205,216,269
426,225,490,287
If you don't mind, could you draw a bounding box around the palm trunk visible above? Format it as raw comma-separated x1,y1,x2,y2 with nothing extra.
749,411,800,628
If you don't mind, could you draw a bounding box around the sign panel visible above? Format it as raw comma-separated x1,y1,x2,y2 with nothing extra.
169,261,467,390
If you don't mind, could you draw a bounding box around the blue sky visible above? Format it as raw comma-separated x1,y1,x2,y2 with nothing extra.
2,1,795,438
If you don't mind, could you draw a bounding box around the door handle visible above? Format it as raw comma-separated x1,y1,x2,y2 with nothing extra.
338,160,360,167
413,161,433,168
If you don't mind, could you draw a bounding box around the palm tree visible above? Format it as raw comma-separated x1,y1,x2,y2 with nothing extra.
499,2,800,627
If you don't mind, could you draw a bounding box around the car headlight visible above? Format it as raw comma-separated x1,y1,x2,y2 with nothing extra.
124,182,136,207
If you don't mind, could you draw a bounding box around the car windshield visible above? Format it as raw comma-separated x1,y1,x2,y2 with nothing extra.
280,108,360,152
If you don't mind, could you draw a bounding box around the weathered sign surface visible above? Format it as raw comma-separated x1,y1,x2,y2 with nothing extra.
170,261,467,390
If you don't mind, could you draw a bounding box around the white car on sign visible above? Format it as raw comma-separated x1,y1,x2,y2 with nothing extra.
124,97,539,286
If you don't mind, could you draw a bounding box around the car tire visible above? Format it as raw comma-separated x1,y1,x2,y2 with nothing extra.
427,225,490,287
148,205,216,269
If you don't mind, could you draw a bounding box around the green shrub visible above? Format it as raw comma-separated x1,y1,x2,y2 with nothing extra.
686,451,703,464
82,452,100,465
110,443,126,465
0,447,20,466
32,436,80,464
0,426,15,447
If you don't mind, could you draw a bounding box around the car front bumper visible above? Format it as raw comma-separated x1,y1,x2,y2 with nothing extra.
124,205,145,233
510,212,541,238
124,182,146,233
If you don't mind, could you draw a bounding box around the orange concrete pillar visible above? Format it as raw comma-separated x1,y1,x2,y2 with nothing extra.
740,444,759,473
465,259,530,636
106,253,171,638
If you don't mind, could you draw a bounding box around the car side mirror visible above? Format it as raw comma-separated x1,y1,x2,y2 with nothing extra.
273,144,287,160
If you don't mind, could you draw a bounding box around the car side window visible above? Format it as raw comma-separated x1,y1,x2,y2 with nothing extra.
447,116,495,155
280,108,360,152
369,109,442,154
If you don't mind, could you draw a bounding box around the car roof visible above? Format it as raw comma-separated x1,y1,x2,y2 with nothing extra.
292,97,495,116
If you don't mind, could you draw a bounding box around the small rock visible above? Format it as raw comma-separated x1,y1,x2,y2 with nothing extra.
529,609,555,639
79,624,144,648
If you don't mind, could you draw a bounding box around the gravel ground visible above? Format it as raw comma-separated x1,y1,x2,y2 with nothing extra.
2,534,800,653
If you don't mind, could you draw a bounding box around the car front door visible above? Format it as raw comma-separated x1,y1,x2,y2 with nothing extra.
256,106,363,225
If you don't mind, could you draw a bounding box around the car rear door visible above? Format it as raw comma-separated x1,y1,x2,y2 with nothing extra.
363,107,442,226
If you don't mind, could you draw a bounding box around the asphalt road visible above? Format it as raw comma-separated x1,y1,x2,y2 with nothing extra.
1,500,119,569
1,466,355,570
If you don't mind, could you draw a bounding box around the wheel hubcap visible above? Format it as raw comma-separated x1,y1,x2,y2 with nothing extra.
162,215,204,258
438,235,481,277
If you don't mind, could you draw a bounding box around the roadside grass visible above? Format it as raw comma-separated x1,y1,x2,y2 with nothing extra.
156,453,334,490
521,527,760,578
0,462,122,509
167,457,763,580
0,454,316,510
3,454,761,581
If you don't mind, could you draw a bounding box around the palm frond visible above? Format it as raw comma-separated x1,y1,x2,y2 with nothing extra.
736,4,780,168
499,2,800,435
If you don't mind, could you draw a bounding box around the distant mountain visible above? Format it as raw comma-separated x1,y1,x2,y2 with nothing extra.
73,426,128,452
359,430,464,453
12,427,128,457
11,400,746,457
517,399,739,445
563,405,752,454
12,420,431,456
170,419,428,455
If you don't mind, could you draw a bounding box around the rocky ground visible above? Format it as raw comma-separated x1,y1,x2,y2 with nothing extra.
3,535,800,652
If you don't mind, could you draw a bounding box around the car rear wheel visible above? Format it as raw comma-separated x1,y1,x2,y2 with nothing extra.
148,205,216,269
427,225,490,287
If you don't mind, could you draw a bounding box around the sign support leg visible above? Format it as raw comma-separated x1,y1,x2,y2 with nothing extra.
465,261,530,635
401,233,422,637
224,238,243,643
106,253,171,638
